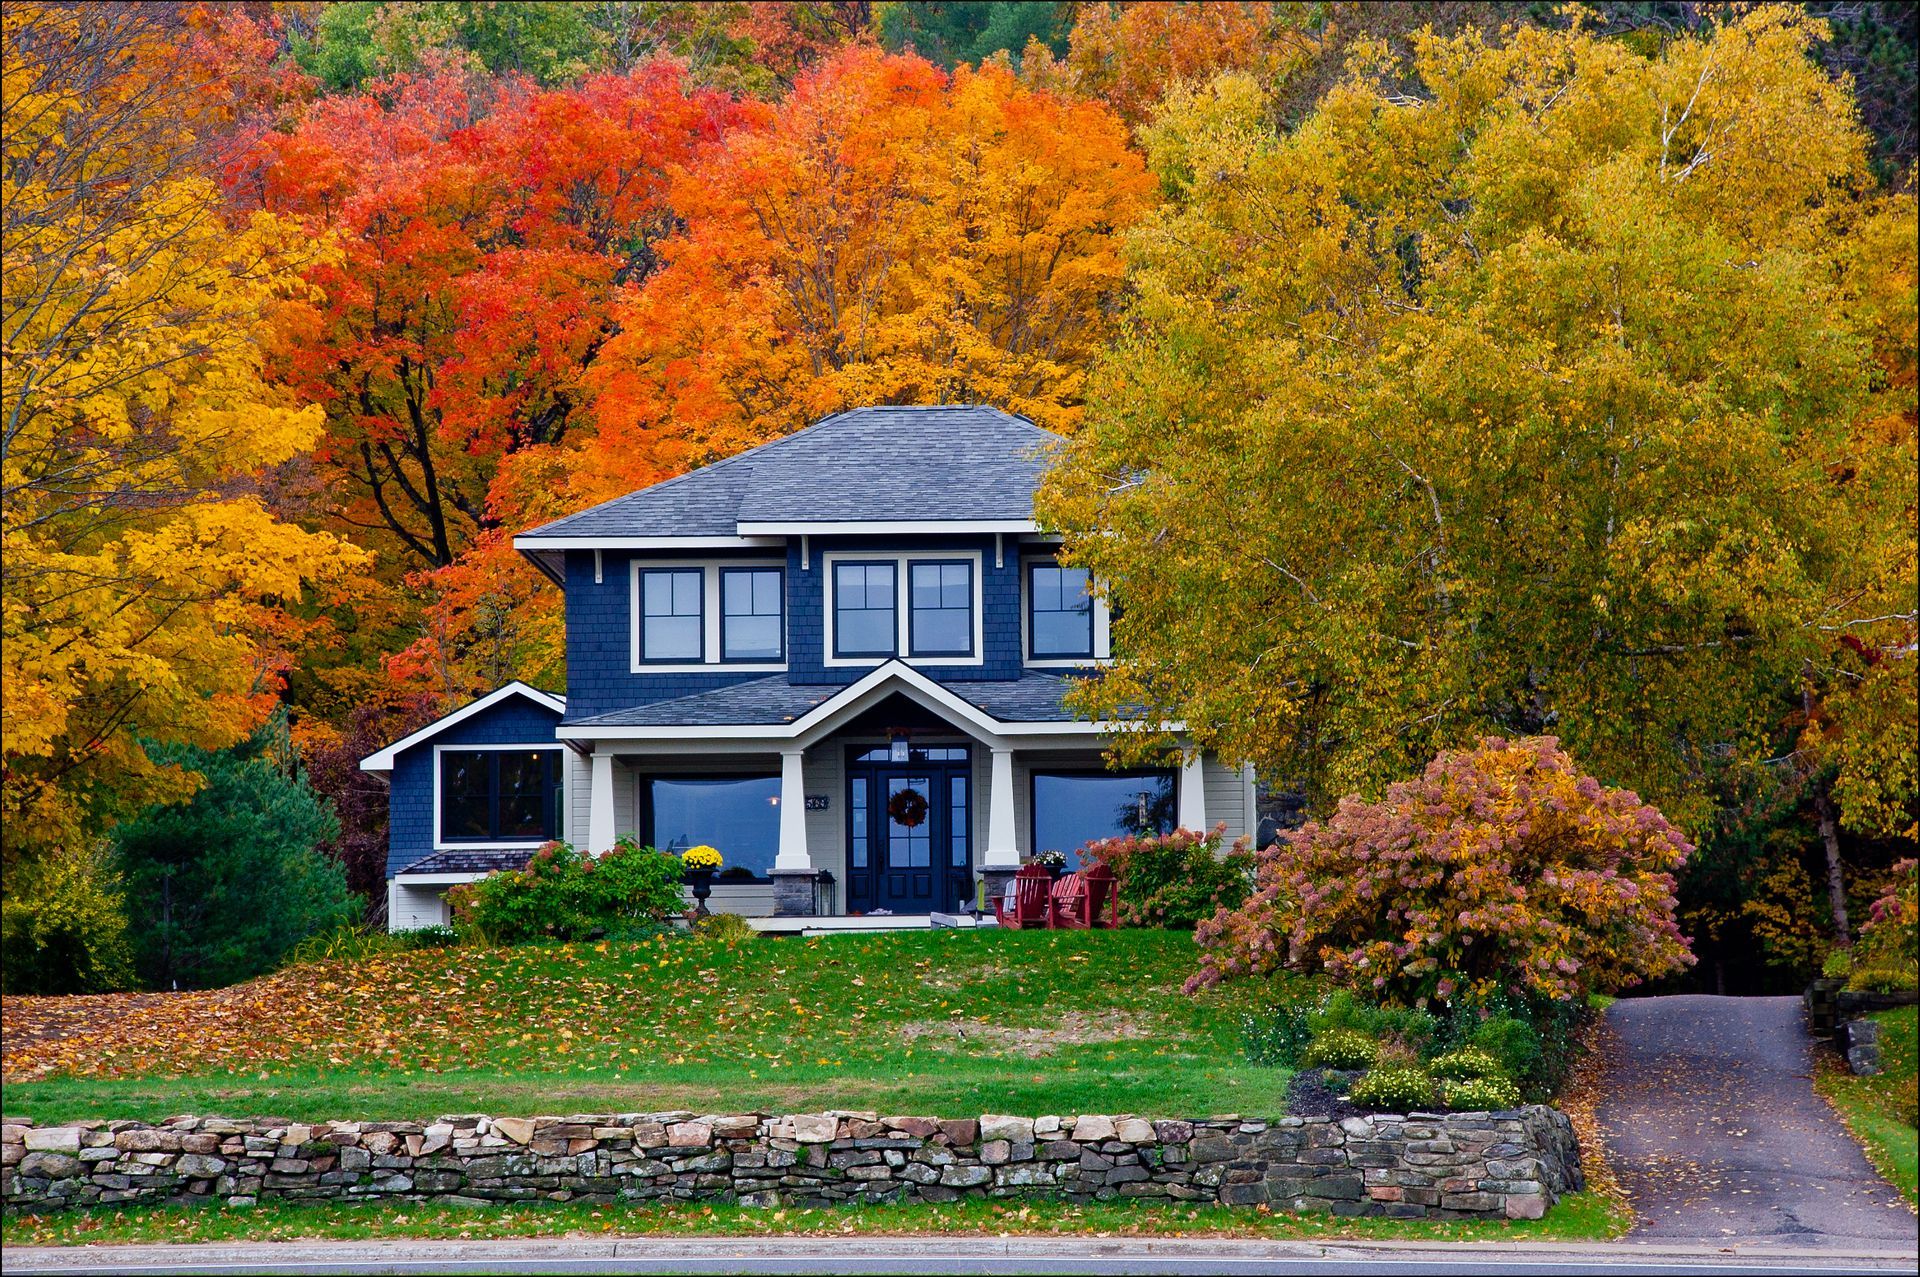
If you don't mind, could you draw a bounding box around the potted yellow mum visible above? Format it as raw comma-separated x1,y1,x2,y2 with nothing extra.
680,844,722,916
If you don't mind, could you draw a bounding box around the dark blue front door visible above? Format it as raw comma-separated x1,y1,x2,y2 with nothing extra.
846,751,971,914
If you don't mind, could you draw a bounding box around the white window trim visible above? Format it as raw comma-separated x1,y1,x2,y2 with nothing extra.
1019,556,1112,668
823,550,985,669
432,742,566,852
629,559,789,674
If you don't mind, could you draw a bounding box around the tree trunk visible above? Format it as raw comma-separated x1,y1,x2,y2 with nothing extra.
1812,775,1851,945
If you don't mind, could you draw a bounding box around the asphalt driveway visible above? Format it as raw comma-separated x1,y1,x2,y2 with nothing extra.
1597,994,1915,1248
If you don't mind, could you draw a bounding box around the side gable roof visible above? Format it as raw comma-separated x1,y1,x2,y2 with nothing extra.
359,681,566,773
513,406,1062,546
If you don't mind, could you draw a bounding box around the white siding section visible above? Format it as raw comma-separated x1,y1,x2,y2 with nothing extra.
803,745,844,911
388,881,452,931
1203,754,1253,843
565,749,591,847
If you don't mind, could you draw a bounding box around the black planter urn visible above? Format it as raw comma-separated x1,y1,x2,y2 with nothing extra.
686,868,716,917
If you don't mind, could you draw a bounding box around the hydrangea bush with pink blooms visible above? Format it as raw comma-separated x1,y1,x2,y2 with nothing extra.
1187,737,1695,1002
1848,858,1917,992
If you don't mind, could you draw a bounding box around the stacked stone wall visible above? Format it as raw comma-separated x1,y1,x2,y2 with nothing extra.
4,1107,1581,1221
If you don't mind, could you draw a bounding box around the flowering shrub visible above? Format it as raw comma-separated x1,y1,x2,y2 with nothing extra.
1349,1064,1435,1113
1083,824,1255,929
1442,1075,1522,1112
1849,859,1917,993
1301,1027,1379,1070
680,844,723,872
1188,737,1695,1003
448,838,684,945
1427,1047,1506,1083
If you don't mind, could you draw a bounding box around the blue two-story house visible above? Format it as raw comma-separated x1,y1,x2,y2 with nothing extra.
362,406,1253,928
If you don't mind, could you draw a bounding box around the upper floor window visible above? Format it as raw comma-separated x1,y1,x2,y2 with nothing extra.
909,561,974,658
1029,563,1094,659
834,562,897,657
721,567,783,662
440,748,562,845
639,568,702,662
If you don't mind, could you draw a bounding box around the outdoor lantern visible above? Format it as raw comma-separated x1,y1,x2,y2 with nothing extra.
889,732,910,763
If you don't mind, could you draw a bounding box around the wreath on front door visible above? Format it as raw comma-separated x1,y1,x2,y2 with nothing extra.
887,786,930,829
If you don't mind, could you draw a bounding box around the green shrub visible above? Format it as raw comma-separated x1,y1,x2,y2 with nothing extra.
1243,989,1439,1066
1822,949,1853,980
0,847,134,994
1427,1047,1507,1082
1302,1027,1379,1070
1437,990,1588,1101
1083,825,1256,929
1442,1075,1523,1112
449,838,683,945
1350,1064,1435,1112
397,923,458,949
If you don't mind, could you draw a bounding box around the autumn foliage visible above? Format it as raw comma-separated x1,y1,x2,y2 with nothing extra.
1188,738,1696,1004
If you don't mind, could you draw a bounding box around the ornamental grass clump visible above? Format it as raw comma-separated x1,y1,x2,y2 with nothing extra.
1188,737,1695,1004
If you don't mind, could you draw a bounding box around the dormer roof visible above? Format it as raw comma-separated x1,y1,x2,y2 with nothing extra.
512,406,1062,553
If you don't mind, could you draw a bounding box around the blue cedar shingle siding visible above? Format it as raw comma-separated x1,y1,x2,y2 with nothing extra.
561,534,1038,720
386,696,564,879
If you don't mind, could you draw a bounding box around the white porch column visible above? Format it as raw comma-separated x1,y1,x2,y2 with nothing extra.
587,750,617,853
775,748,810,871
1178,750,1208,832
984,747,1020,868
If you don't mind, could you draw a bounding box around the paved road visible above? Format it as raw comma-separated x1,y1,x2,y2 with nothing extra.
2,1238,1914,1277
1597,994,1916,1248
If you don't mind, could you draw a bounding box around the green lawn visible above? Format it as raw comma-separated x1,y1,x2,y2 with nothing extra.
0,1193,1626,1247
3,929,1295,1124
1816,1004,1919,1207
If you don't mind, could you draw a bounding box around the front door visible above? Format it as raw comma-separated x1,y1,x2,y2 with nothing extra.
846,748,971,914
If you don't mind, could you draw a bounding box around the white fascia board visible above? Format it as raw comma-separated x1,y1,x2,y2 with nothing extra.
734,520,1038,536
359,681,567,772
390,872,491,885
512,535,786,550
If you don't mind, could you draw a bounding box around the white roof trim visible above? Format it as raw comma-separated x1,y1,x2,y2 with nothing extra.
736,520,1038,536
554,661,1179,745
359,681,566,772
513,535,785,551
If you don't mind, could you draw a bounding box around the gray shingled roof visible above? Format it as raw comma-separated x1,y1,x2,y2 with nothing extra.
564,670,1085,728
521,406,1061,539
396,848,538,877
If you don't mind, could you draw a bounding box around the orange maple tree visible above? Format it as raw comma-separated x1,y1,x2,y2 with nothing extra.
576,45,1153,508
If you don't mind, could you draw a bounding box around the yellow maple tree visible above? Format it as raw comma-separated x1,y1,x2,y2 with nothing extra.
2,5,366,872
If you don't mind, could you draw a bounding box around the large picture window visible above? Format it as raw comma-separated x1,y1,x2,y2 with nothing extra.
833,561,897,657
440,749,562,844
721,567,783,661
1030,769,1175,870
639,568,702,662
644,776,782,879
909,561,973,657
1029,563,1094,659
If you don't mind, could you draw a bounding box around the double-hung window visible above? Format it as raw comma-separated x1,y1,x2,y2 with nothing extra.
909,561,973,657
440,749,562,844
1029,563,1094,659
721,567,783,662
834,562,897,657
639,568,702,662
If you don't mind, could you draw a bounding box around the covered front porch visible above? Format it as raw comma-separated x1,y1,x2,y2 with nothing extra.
558,662,1251,918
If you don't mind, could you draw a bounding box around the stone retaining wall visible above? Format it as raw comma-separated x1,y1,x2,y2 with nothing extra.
3,1107,1581,1220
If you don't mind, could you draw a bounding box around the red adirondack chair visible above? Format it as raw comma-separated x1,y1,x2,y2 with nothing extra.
1048,862,1120,929
993,863,1052,929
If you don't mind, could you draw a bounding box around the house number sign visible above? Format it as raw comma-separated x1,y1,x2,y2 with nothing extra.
805,794,830,811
